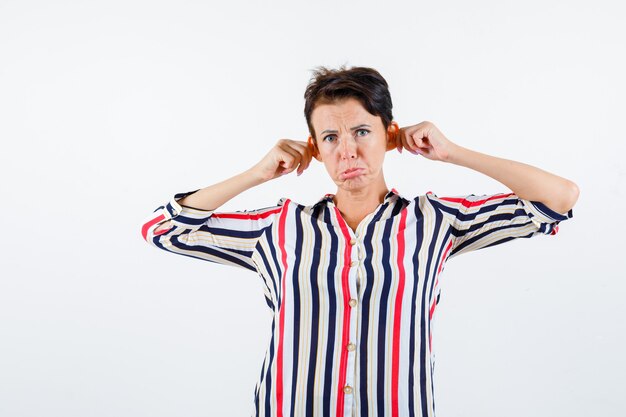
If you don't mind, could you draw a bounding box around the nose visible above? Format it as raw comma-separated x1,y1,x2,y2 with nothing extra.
339,136,357,160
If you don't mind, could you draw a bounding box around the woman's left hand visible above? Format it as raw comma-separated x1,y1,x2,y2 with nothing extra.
395,121,458,162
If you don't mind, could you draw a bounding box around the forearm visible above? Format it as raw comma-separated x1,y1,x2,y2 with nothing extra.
447,145,579,214
177,169,266,211
153,169,265,234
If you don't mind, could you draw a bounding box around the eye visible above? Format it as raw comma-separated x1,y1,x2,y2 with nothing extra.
323,134,336,142
356,129,370,137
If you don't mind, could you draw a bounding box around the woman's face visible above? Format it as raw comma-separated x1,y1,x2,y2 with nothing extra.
311,97,393,193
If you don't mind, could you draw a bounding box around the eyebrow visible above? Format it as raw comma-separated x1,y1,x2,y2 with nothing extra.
320,124,371,135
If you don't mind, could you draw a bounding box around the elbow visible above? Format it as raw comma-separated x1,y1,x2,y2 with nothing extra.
554,180,579,214
565,180,580,210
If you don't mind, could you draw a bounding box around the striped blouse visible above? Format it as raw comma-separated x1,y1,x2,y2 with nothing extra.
141,188,573,417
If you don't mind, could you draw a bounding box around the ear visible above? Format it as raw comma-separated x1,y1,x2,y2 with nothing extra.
308,135,322,161
386,121,399,152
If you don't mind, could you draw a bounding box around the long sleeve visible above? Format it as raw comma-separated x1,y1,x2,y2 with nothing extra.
141,190,283,271
427,192,574,260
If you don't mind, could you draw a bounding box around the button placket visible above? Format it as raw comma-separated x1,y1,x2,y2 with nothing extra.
344,232,359,402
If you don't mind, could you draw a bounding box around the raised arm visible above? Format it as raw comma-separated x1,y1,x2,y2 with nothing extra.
153,138,315,234
153,169,262,234
396,121,579,214
141,138,315,271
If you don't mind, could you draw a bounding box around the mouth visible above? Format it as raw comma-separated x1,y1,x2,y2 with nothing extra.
340,167,365,180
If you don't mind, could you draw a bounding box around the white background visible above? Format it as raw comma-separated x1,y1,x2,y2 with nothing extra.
1,1,624,416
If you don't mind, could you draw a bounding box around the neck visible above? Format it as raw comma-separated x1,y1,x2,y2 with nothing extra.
333,177,390,221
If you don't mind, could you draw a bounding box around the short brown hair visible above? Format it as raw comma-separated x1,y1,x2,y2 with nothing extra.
304,65,394,140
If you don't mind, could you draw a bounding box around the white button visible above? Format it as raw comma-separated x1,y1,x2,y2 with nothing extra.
349,238,357,245
343,385,353,394
349,299,357,307
347,343,356,351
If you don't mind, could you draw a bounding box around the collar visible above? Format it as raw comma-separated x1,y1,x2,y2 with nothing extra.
313,188,409,207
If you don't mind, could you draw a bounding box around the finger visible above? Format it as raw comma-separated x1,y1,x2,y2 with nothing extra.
399,129,409,151
278,157,296,176
278,143,303,167
405,130,420,151
396,129,404,153
400,124,422,138
285,141,313,175
412,133,430,150
298,150,313,175
402,122,432,142
296,152,312,176
286,140,310,151
402,129,421,155
277,149,301,174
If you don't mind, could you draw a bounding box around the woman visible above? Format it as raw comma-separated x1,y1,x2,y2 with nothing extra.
141,66,578,417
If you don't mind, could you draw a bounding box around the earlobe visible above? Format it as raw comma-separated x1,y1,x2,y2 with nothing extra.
307,135,322,161
386,122,399,151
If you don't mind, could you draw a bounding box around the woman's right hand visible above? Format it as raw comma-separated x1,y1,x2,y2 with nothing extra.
250,139,314,182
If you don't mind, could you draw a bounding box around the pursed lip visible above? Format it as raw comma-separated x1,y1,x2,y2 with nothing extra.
340,167,365,179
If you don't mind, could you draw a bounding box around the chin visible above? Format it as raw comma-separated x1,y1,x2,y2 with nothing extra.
336,178,368,191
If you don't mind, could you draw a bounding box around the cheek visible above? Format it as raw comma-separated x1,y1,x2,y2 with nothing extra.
364,142,386,162
321,157,338,174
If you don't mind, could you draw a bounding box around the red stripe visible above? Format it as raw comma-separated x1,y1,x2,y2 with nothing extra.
333,207,353,417
153,225,170,236
141,213,165,241
212,207,282,220
429,300,437,322
391,208,408,417
439,193,514,208
276,201,290,417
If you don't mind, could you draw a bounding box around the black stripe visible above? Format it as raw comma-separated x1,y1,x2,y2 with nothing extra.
159,235,256,271
267,225,283,306
254,354,267,416
305,208,323,415
257,234,278,309
528,200,571,221
263,316,276,416
431,196,519,220
376,201,403,415
358,200,391,416
408,199,425,417
450,220,534,256
428,227,452,305
322,208,338,416
483,233,534,248
419,208,443,416
450,208,531,238
289,208,304,416
426,226,454,417
202,225,266,239
264,222,284,415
